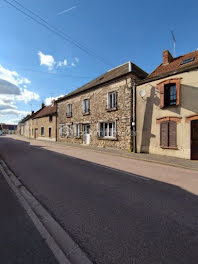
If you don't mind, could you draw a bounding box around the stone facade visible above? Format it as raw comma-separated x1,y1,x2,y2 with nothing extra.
32,114,57,141
57,75,136,151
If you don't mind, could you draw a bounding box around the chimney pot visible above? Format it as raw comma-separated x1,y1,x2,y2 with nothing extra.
41,103,45,108
163,50,173,65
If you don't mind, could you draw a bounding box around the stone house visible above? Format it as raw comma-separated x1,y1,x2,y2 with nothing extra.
136,49,198,160
57,62,147,151
32,101,57,141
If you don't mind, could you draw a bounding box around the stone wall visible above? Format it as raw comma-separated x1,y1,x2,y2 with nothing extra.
57,76,135,151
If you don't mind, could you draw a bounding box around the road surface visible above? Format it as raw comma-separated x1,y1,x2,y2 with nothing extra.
0,136,198,264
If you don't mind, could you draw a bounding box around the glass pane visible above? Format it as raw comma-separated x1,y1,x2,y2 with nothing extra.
109,122,113,136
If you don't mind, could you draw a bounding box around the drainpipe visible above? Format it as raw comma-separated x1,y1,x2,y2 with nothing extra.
132,79,137,153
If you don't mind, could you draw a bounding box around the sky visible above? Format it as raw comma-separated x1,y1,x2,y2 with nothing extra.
0,0,197,124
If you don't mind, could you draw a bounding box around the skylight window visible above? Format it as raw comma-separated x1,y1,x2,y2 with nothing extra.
180,57,195,65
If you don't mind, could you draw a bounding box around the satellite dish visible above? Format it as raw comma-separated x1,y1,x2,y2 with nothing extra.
139,89,146,98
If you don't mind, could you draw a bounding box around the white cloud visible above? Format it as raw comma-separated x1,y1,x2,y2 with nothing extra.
17,88,40,103
71,62,76,67
0,64,40,123
38,51,79,70
0,109,29,116
75,57,79,63
57,6,77,15
45,95,64,106
57,59,68,68
6,118,22,125
38,51,55,71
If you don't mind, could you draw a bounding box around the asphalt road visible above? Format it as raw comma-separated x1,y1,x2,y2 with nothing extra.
0,171,57,264
0,136,198,264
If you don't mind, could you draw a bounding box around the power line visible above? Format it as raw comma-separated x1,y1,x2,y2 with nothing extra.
3,0,113,67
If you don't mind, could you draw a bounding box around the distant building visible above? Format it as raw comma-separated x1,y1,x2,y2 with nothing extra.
32,101,57,141
0,123,17,134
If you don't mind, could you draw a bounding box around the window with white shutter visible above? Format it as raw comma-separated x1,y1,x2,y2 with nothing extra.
98,122,117,139
107,91,117,110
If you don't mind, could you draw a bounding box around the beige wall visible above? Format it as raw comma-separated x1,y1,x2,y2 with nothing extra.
57,77,134,150
136,69,198,159
33,115,56,141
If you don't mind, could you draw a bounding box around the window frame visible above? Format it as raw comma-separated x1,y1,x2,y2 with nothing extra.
157,78,181,108
66,104,72,117
98,121,117,139
41,126,45,136
82,99,90,115
49,115,53,122
74,124,81,138
107,91,117,110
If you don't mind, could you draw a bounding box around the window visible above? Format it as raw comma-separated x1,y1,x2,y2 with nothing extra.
74,124,80,137
157,78,181,108
107,91,117,110
41,127,45,136
66,124,72,137
164,83,177,106
181,57,195,65
49,115,53,122
160,121,177,148
82,99,90,114
66,104,72,117
98,122,117,139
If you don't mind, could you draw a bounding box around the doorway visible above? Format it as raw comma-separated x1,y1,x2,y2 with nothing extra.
49,127,52,138
34,128,38,139
191,120,198,160
83,124,90,145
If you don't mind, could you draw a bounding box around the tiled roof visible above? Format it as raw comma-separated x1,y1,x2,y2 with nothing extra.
58,62,148,101
33,104,57,119
149,50,198,78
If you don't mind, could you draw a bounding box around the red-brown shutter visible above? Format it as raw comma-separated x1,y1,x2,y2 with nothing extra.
160,121,168,147
176,79,181,106
159,84,165,108
168,121,177,148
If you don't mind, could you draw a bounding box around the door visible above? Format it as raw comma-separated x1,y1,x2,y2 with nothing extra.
83,124,90,144
34,129,38,139
191,120,198,160
49,127,52,138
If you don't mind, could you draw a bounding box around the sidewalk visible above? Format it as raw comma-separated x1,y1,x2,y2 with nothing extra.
0,170,57,264
11,134,198,171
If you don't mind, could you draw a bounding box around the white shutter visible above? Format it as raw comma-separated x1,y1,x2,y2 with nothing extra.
74,124,77,137
107,93,110,109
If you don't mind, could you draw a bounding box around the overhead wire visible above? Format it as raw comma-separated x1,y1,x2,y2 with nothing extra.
3,0,113,68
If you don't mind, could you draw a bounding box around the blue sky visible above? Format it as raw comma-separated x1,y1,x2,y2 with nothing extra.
0,0,197,123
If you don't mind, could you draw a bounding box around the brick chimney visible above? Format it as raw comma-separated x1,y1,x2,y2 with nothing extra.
31,111,34,115
163,50,173,65
41,102,45,108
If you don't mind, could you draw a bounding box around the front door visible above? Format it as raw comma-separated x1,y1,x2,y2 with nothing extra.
34,129,38,139
49,127,52,138
83,124,90,144
191,120,198,160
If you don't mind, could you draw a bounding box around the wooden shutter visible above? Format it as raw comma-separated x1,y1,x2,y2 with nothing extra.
159,84,165,108
168,121,177,148
160,121,168,147
176,79,181,106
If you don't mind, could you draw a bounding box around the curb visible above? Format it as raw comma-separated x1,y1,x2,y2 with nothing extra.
0,160,92,264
